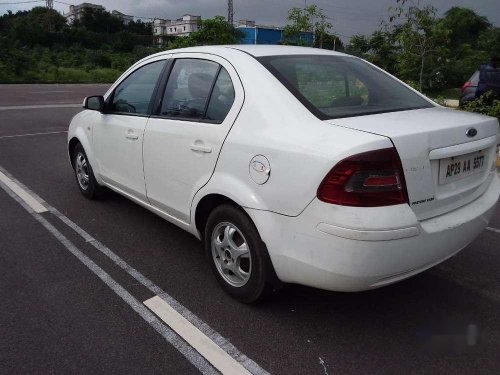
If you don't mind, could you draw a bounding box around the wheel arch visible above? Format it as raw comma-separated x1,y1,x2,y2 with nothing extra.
194,193,241,238
67,126,100,183
68,137,80,168
193,192,283,290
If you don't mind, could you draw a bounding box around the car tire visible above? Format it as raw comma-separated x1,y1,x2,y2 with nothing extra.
73,143,104,200
205,204,272,303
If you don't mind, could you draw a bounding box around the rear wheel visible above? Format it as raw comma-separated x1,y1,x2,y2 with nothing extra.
73,143,103,199
205,204,272,303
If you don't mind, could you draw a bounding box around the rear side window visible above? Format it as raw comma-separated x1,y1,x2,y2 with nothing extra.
160,59,219,120
111,60,166,115
483,69,500,86
259,55,432,120
469,71,480,86
205,67,235,123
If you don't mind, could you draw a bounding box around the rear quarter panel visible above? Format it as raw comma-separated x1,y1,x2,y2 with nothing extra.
193,52,392,217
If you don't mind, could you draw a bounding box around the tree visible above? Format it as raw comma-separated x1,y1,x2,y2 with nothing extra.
387,0,437,91
314,31,343,50
346,34,371,57
168,16,243,48
73,8,125,34
193,15,243,44
478,27,500,56
284,5,331,47
126,20,152,35
437,7,490,47
433,7,494,88
346,32,397,73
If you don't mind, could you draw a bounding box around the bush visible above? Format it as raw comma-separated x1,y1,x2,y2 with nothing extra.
461,92,500,119
89,68,122,83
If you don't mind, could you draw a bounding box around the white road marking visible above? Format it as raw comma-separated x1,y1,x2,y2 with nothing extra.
0,130,68,139
29,91,75,94
145,296,251,375
0,170,47,213
486,226,500,234
0,178,217,375
0,166,269,375
0,104,81,111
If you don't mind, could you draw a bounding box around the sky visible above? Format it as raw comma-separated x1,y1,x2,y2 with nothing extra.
1,0,499,42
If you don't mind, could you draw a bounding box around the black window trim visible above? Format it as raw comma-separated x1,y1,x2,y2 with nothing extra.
150,57,233,125
105,59,171,118
257,54,433,120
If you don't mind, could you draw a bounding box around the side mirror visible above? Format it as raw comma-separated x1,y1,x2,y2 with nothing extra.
83,95,105,112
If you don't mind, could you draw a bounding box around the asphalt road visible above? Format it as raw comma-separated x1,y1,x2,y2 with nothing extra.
1,84,499,374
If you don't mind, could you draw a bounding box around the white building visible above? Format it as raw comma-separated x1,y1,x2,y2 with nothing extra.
112,10,134,25
154,14,201,39
64,3,105,23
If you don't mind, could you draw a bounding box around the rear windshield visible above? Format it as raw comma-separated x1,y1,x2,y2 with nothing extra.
258,55,433,120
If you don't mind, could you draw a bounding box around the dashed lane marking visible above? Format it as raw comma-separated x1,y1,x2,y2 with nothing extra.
0,165,269,375
145,296,252,375
0,175,217,374
29,91,75,94
0,170,47,213
0,130,68,139
0,104,81,111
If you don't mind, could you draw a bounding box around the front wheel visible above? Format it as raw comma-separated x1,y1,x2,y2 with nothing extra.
73,143,103,199
205,204,272,303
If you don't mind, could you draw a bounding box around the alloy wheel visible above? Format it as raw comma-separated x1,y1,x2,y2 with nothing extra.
211,222,252,287
75,152,90,190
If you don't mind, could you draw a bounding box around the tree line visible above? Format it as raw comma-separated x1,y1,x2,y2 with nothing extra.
0,1,499,95
346,1,499,94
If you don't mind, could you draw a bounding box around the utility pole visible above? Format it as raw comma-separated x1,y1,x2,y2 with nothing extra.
46,0,54,32
227,0,233,25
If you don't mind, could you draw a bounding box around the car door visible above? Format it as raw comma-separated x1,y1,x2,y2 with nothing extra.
93,58,167,201
143,54,244,223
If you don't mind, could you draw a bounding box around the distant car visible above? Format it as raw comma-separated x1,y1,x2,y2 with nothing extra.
460,67,500,106
68,45,500,302
459,70,480,106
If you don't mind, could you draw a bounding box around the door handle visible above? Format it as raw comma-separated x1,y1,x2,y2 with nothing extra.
190,143,212,153
125,132,139,140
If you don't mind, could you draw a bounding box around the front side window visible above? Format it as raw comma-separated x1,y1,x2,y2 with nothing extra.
160,59,219,120
259,55,432,119
110,60,166,115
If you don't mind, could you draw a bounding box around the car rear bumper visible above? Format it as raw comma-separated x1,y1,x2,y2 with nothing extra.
246,172,500,292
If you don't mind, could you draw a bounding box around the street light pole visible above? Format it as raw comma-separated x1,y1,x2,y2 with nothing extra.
46,0,54,32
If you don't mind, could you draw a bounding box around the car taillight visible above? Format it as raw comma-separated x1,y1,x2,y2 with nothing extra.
461,81,471,92
317,148,409,207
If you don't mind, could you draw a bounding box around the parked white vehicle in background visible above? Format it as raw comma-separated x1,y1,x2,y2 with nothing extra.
68,45,500,302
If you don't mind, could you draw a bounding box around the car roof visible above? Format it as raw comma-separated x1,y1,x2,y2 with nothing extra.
143,45,349,63
222,44,349,57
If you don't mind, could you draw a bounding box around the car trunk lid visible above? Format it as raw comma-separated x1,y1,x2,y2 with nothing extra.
326,107,499,220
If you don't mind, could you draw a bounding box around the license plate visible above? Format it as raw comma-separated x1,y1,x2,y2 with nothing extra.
438,150,486,185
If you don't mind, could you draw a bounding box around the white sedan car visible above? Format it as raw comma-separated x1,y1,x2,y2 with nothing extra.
68,45,500,302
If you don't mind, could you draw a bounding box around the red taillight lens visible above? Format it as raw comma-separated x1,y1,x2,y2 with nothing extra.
317,148,409,207
461,81,471,92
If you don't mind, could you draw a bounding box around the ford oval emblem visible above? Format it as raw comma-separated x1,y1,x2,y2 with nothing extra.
466,128,477,137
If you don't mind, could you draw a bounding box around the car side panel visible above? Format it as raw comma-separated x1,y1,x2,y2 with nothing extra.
143,53,245,223
191,52,392,218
